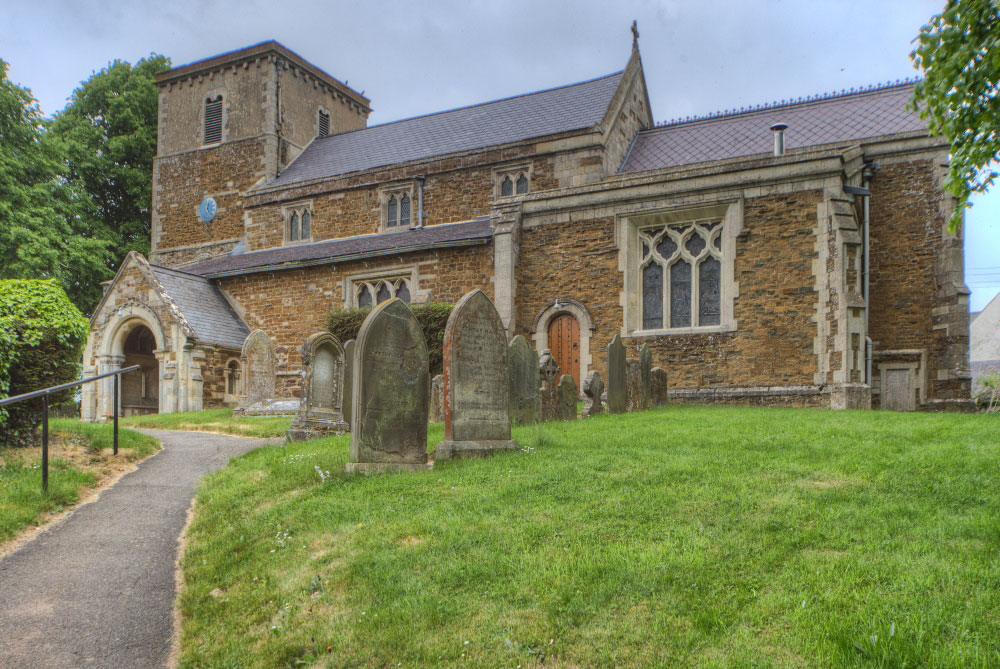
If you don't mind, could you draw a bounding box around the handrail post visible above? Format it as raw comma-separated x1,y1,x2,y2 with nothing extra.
41,393,49,492
113,374,119,456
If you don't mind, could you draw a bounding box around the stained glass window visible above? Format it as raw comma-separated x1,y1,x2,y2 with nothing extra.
642,263,663,329
387,196,397,228
400,194,411,227
699,257,721,325
396,280,410,303
358,285,373,308
670,261,692,327
685,233,706,257
300,211,310,239
289,212,299,241
501,176,513,196
376,281,392,304
516,173,529,194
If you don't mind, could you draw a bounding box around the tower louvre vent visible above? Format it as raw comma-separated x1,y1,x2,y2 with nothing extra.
318,109,330,137
204,95,223,144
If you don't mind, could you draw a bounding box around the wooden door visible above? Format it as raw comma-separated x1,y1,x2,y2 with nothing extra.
883,368,915,411
548,314,581,390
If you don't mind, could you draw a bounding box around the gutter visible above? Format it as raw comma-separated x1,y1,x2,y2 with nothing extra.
199,236,489,279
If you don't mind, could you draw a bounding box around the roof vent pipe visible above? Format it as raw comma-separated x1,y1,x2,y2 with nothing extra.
770,123,788,157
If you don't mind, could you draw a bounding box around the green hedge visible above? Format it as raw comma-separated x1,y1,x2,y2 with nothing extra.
0,280,89,447
327,302,453,376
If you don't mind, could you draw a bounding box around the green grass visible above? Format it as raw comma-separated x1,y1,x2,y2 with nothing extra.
178,406,1000,667
0,419,159,545
121,408,291,438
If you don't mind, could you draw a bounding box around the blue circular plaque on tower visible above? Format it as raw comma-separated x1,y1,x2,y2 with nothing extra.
198,197,218,222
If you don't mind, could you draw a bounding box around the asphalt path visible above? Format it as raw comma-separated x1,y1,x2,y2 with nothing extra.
0,429,279,668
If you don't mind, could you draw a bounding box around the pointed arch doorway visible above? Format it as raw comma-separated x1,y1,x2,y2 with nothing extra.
548,314,581,389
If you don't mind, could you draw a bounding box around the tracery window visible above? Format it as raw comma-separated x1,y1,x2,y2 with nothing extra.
284,203,312,244
355,277,412,308
496,166,530,198
639,218,722,330
384,190,412,230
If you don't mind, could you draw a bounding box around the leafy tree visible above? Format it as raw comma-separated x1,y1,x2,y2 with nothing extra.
48,54,170,277
0,61,110,312
911,0,1000,230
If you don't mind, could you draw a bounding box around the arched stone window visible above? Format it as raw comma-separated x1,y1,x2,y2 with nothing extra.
495,165,530,198
284,202,313,244
641,219,722,330
226,359,241,397
354,277,412,307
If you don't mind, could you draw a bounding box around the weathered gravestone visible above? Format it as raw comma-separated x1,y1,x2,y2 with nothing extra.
287,332,348,441
639,343,652,410
436,290,519,460
558,374,578,421
236,330,298,415
342,339,355,426
582,370,604,418
347,299,431,473
626,358,641,412
508,335,539,425
430,374,444,422
651,367,669,407
606,334,626,414
538,349,561,422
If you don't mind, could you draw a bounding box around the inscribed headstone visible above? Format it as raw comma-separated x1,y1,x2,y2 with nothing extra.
607,334,626,414
582,370,604,418
557,374,578,421
287,332,348,441
236,330,297,415
538,349,561,422
430,374,444,422
348,299,431,473
508,335,539,425
651,367,669,407
436,290,518,460
639,343,652,410
342,339,355,426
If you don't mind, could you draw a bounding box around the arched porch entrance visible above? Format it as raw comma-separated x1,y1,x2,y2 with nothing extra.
121,325,159,416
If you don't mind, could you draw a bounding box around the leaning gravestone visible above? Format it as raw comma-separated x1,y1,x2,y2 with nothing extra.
342,339,355,427
538,349,561,422
508,335,539,425
582,370,604,418
347,299,431,473
237,330,298,415
607,334,627,414
639,343,652,410
651,367,669,407
557,374,578,421
436,290,519,460
430,374,444,422
287,332,348,441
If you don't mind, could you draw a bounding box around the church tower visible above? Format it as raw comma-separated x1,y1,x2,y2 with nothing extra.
149,41,370,267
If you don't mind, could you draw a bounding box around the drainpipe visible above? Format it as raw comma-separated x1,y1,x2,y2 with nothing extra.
415,176,425,229
861,163,878,387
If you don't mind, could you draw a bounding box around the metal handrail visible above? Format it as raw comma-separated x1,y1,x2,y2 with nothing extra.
0,365,141,491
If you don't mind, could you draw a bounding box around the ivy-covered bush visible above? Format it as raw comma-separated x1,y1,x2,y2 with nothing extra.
0,280,89,447
327,302,454,376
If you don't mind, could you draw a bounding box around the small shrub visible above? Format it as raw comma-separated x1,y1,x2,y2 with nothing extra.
327,302,454,375
973,370,1000,413
0,280,89,447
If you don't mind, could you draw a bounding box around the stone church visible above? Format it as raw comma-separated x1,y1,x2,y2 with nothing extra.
80,36,971,420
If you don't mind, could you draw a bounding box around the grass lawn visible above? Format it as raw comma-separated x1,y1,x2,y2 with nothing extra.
122,408,292,438
178,406,1000,667
0,419,159,546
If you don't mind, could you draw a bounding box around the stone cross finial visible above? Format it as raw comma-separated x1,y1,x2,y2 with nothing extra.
631,20,639,47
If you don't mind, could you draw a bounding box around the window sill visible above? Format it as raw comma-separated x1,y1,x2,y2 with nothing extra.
282,238,313,247
627,324,735,337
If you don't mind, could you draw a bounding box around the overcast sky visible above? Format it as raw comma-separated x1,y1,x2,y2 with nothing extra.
5,0,998,310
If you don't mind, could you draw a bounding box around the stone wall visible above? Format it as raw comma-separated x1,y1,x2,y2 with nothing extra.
218,244,493,395
200,346,241,408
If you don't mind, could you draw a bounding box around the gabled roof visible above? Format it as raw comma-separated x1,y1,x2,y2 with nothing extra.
267,72,624,188
620,82,927,173
182,218,492,278
148,265,250,349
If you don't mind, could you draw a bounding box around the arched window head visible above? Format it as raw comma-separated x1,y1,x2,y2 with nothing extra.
226,360,240,395
300,210,311,239
501,175,513,197
516,173,529,194
376,281,392,304
358,284,373,308
400,193,411,227
289,212,300,241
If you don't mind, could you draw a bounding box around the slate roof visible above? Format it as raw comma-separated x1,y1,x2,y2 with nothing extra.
182,219,493,278
149,265,250,348
620,82,926,173
268,72,623,187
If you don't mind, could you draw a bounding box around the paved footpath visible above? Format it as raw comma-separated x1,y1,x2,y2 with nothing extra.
0,429,279,668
